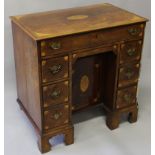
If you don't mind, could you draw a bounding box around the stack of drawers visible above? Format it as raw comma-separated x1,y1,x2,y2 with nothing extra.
116,40,143,110
41,45,70,131
116,40,142,109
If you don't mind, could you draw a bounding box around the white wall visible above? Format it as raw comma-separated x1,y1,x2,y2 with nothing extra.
4,0,151,94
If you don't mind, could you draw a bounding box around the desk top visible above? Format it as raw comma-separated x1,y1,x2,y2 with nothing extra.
10,3,147,40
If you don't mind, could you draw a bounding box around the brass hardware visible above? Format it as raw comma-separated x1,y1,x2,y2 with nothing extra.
138,40,142,45
64,81,68,85
139,32,143,36
42,79,47,83
136,56,140,60
65,105,69,109
45,126,49,129
80,75,89,93
64,73,68,78
41,41,46,47
53,112,62,120
119,83,122,87
43,86,48,91
136,64,140,68
72,106,75,110
128,28,140,36
73,54,76,58
120,68,124,73
44,103,48,107
127,48,136,56
93,98,98,102
49,64,62,74
50,90,61,99
124,94,131,103
42,60,46,66
64,56,68,61
41,52,46,56
125,68,134,79
44,111,48,115
140,24,144,28
64,97,68,102
117,105,120,108
95,64,99,68
113,45,117,49
64,120,68,123
50,42,61,50
121,44,125,48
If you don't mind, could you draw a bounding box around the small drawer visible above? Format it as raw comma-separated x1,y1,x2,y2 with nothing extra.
118,63,140,87
42,56,69,83
120,40,142,64
90,24,145,46
116,85,137,109
40,34,91,57
44,104,69,130
43,81,69,107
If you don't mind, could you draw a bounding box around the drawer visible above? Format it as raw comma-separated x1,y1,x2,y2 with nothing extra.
40,24,145,57
40,34,91,57
118,63,140,87
43,81,69,107
120,40,142,64
44,103,69,130
90,23,145,47
116,85,137,109
42,56,69,83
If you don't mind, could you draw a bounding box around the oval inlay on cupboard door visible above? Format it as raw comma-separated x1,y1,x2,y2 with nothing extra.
80,75,89,92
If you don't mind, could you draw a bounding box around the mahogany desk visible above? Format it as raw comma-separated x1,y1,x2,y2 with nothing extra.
10,3,148,153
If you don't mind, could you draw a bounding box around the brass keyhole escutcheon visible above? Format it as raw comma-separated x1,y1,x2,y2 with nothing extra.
80,75,89,93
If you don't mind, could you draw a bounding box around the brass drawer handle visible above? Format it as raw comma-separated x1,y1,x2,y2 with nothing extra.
127,48,136,56
49,64,62,74
50,90,61,99
52,112,62,120
128,28,140,36
125,68,134,79
50,42,61,50
124,94,131,103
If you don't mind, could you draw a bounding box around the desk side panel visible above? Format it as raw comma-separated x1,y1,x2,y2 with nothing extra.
12,22,42,130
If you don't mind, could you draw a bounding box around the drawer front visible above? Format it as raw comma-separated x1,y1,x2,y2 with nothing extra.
116,85,137,109
40,24,145,57
91,24,144,47
41,34,91,57
43,81,69,107
42,56,69,83
44,104,69,130
120,40,142,64
118,63,140,87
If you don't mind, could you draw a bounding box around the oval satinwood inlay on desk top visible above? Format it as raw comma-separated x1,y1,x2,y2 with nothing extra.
67,15,88,20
